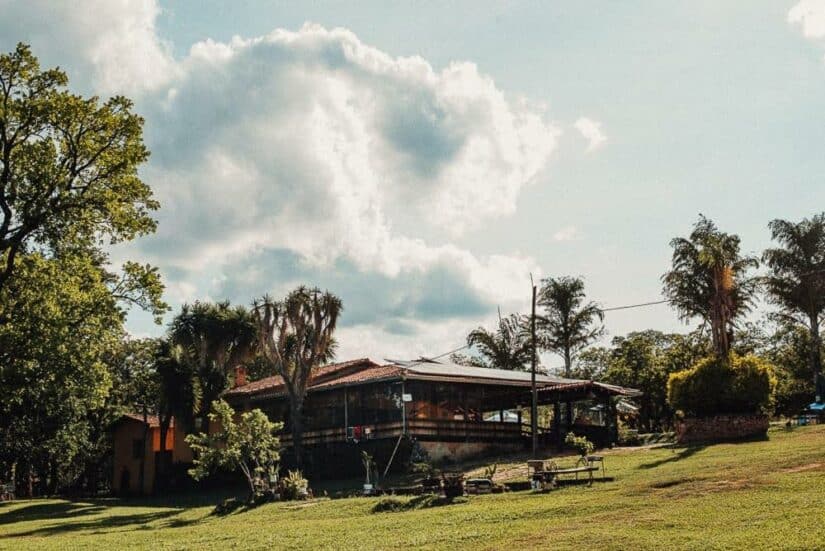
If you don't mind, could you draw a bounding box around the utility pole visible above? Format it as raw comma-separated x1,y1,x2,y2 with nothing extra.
530,281,538,458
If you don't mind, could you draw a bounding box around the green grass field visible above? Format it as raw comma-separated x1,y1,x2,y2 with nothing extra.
2,425,824,550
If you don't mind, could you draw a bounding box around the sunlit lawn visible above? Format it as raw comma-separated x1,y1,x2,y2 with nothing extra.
1,425,823,550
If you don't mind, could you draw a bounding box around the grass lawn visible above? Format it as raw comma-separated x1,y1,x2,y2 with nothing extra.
1,425,824,550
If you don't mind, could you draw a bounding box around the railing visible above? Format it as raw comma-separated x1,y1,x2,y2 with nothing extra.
280,418,525,446
407,418,522,442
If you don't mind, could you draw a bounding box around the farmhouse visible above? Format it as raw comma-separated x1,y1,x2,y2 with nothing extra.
223,358,640,475
113,357,640,492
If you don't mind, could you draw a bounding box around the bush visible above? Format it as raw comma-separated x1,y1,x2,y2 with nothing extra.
564,433,595,456
668,353,776,417
279,470,308,501
213,497,244,516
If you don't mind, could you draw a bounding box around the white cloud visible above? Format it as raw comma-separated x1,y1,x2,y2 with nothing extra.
573,117,607,152
0,0,176,95
788,0,825,40
131,23,555,311
552,225,580,242
2,5,564,357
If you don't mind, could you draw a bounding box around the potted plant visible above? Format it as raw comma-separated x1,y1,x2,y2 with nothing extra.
441,471,464,498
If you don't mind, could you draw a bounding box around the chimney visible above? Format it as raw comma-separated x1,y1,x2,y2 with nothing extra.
233,365,247,388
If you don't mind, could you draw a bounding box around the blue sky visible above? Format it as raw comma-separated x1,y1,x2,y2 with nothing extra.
2,1,824,364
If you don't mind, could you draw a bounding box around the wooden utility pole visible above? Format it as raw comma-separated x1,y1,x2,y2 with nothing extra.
530,282,538,458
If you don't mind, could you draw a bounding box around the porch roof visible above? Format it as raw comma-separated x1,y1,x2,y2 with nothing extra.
224,356,641,401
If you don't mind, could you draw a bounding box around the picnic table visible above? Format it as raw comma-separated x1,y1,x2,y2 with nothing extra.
528,456,605,489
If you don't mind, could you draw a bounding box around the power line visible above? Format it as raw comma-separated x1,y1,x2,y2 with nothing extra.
599,299,671,312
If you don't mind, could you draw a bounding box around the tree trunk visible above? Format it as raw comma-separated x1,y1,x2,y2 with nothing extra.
811,314,823,402
17,460,33,498
47,461,58,496
564,347,573,432
289,398,305,470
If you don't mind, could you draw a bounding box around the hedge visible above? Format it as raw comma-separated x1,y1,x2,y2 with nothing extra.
667,353,776,418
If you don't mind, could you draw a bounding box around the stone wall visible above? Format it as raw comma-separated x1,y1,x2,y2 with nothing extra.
675,414,769,444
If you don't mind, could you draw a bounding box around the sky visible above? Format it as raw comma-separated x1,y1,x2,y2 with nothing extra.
1,0,824,365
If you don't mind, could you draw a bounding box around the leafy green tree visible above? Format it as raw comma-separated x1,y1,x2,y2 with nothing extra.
253,286,342,468
0,44,159,303
536,276,604,377
0,44,165,494
186,399,283,499
463,313,532,371
104,338,160,496
662,215,759,358
602,330,707,431
0,252,123,495
733,320,821,415
573,346,611,380
762,214,825,401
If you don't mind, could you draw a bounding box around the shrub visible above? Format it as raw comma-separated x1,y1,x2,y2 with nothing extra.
279,470,308,501
564,433,595,456
668,353,776,417
213,497,243,516
372,497,405,513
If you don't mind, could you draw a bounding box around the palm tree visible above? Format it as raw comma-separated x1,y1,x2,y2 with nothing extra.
154,339,200,493
662,215,758,359
465,313,532,371
168,301,257,431
253,286,342,468
536,276,604,377
763,213,825,401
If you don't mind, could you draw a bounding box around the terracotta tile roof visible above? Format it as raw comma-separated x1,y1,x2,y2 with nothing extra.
310,364,404,390
118,413,175,428
224,358,380,398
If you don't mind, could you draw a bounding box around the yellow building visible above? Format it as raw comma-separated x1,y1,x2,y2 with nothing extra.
111,414,191,495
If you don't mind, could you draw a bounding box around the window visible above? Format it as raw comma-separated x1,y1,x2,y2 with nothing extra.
132,439,143,459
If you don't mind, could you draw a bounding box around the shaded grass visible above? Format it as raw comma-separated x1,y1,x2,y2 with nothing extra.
0,425,823,550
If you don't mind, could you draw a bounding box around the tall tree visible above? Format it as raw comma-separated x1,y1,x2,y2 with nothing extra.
168,301,257,431
106,338,160,496
253,286,342,468
536,276,604,377
0,44,158,300
464,313,532,371
662,215,758,358
0,252,125,495
153,339,200,492
0,44,165,496
762,214,825,402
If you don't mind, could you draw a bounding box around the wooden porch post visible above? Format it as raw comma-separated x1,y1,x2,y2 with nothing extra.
554,400,562,449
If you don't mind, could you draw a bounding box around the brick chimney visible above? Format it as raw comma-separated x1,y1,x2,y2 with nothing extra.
233,365,247,388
